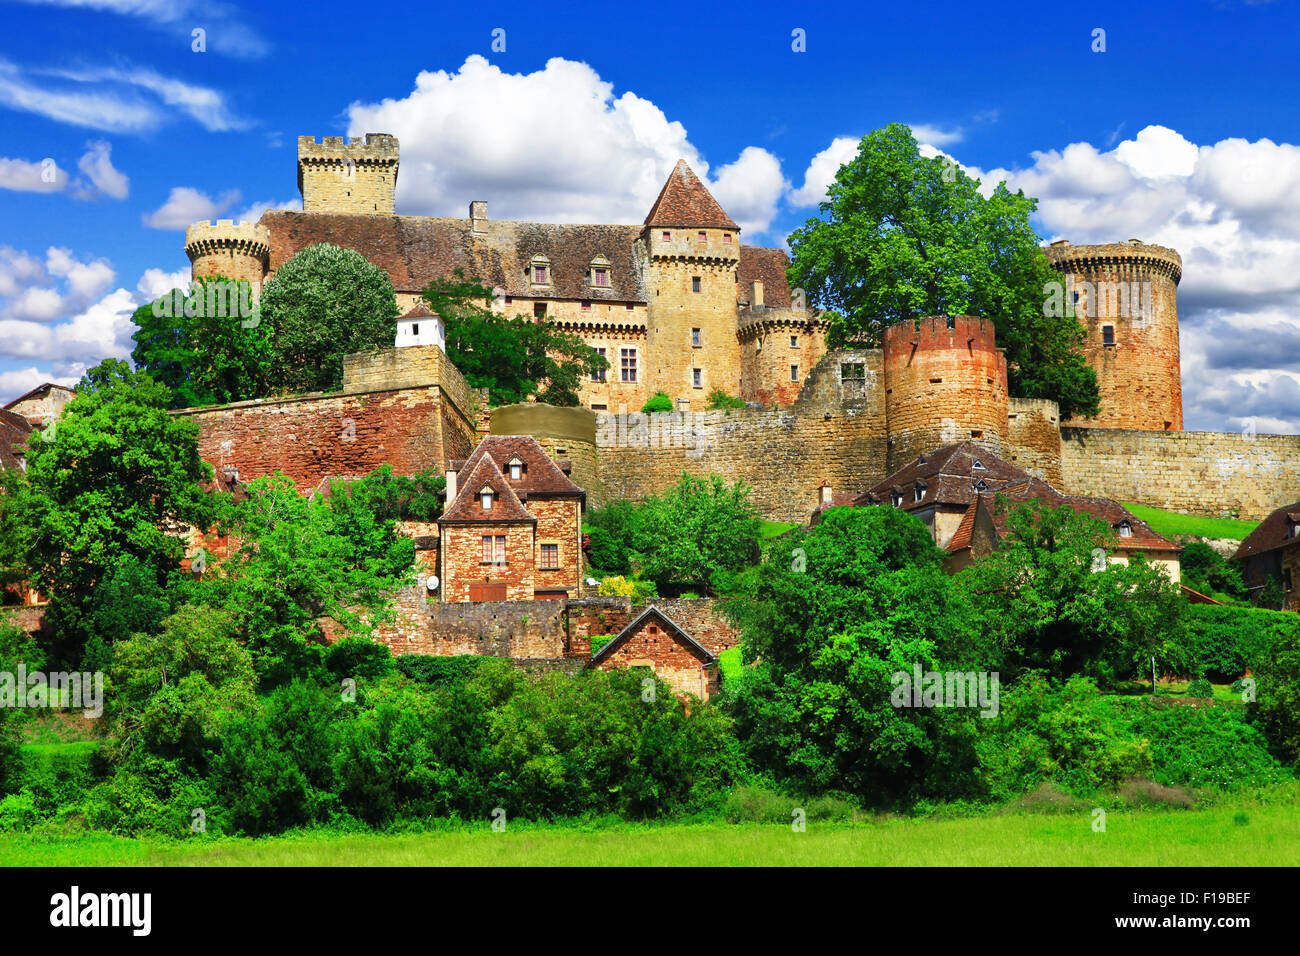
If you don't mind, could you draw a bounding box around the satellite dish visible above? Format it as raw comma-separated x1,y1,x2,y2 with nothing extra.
426,575,440,591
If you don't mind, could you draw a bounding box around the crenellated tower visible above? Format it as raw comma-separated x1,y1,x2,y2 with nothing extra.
185,220,271,297
883,315,1009,473
639,160,742,407
1046,239,1183,431
297,134,399,215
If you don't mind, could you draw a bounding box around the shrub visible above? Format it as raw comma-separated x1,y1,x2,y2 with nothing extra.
1182,605,1292,682
393,655,492,688
641,391,674,413
1251,614,1300,766
706,389,745,410
323,634,394,682
583,526,629,575
1185,678,1213,699
722,785,859,824
1118,700,1286,789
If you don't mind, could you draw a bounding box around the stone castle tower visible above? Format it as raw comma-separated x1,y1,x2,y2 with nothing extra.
883,315,1009,473
1046,240,1183,431
297,134,400,215
184,220,271,298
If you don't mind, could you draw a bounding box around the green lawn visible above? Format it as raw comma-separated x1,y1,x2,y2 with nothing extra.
1122,503,1259,541
4,785,1296,866
758,520,799,539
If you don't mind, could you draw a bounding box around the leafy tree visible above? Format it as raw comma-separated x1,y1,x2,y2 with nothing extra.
19,360,214,665
633,475,761,594
1180,541,1248,603
322,465,445,524
706,389,745,410
955,499,1185,685
423,271,607,406
787,123,1099,419
0,618,44,793
1251,619,1300,767
130,276,272,408
259,243,401,393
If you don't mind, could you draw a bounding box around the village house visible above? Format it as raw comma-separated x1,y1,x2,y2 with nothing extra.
588,605,719,701
1233,500,1300,611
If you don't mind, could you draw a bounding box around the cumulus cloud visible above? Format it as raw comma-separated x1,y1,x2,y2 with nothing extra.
0,57,248,133
343,55,786,238
0,155,67,192
0,366,79,398
143,186,241,229
0,246,115,324
909,123,964,147
231,196,301,223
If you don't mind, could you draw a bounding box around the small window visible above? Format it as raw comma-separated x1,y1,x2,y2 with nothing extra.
1285,569,1294,592
625,303,634,310
1118,521,1133,538
532,265,548,284
1289,520,1299,539
1102,325,1115,347
914,482,926,503
972,459,986,470
970,430,983,439
974,479,988,492
504,296,512,305
621,348,637,383
481,490,493,511
592,347,607,383
509,462,522,480
592,267,609,287
692,276,701,293
722,233,732,243
481,535,505,564
540,544,559,570
891,491,903,509
693,368,702,388
790,365,799,382
840,363,865,379
411,323,419,335
533,303,547,320
697,231,706,242
581,300,592,311
691,328,701,347
662,231,671,241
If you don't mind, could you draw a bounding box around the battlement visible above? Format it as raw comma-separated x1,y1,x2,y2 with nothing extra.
297,133,400,161
184,220,271,257
1046,239,1182,284
883,315,1000,356
298,133,399,215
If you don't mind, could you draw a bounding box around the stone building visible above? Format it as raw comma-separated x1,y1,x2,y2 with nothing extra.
437,435,586,602
4,383,75,428
184,135,828,413
588,605,719,701
1233,501,1300,611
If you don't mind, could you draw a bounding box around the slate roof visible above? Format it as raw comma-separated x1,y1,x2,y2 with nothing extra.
737,245,794,309
589,605,717,666
440,451,534,524
862,443,1031,512
1233,501,1300,561
643,160,739,230
973,478,1180,553
0,408,32,471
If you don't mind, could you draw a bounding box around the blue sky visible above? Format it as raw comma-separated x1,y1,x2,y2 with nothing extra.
2,0,1298,432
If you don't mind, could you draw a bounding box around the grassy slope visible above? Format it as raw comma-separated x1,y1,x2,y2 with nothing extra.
1122,504,1259,541
4,785,1296,866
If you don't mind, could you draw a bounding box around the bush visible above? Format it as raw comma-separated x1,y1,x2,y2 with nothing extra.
1118,700,1286,789
393,655,492,688
583,527,629,575
1185,678,1213,699
596,575,658,603
722,785,859,824
1183,604,1294,682
640,391,674,413
1179,541,1248,603
706,389,745,410
323,635,394,682
1251,614,1300,766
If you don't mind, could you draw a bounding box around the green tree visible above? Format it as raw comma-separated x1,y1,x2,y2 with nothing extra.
787,123,1099,419
19,360,213,665
259,243,401,393
130,276,272,408
423,271,607,406
1179,541,1248,604
633,475,762,594
955,499,1185,685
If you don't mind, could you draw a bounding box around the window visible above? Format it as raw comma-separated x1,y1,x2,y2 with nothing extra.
509,462,522,480
974,479,988,492
1118,521,1133,538
411,323,419,336
532,265,548,284
970,429,983,439
593,267,609,287
1102,325,1115,347
504,296,512,305
691,328,701,347
693,368,702,388
1288,519,1298,539
697,231,706,242
533,303,547,320
481,535,506,564
621,348,637,383
625,303,634,310
662,231,671,241
972,459,986,470
691,276,701,293
840,363,865,379
790,335,798,348
723,233,732,243
891,491,903,509
790,365,799,382
581,300,592,311
592,347,607,382
914,482,926,503
540,544,559,570
481,489,493,510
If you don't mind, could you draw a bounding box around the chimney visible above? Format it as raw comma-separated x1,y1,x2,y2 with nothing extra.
445,467,458,506
470,201,487,234
750,280,764,309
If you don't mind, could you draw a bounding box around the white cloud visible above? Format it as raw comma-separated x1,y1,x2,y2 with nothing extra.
143,186,241,229
343,55,787,238
0,155,67,192
909,123,964,147
137,266,192,300
710,147,788,235
0,246,115,324
789,136,860,207
0,366,79,399
231,196,301,223
75,140,129,198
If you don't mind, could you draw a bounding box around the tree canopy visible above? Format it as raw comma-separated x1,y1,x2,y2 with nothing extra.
787,123,1100,419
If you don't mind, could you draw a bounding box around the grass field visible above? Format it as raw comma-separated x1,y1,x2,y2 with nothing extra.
3,785,1296,866
1122,504,1259,541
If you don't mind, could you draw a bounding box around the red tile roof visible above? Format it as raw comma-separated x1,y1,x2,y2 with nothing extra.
643,160,739,230
737,245,793,309
440,451,534,524
979,478,1180,552
946,500,979,553
452,435,584,498
1233,501,1300,561
401,302,438,318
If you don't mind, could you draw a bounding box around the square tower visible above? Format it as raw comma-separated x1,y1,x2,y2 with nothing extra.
297,134,399,215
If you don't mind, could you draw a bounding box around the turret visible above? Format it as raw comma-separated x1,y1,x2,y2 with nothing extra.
297,134,399,215
185,220,271,298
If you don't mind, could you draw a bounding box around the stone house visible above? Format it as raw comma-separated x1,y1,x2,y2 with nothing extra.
3,382,75,428
437,435,585,602
1233,501,1300,611
588,605,719,701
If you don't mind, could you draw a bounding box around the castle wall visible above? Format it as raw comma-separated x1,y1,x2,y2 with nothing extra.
594,349,887,523
1006,397,1064,487
490,404,603,506
883,316,1009,473
1060,426,1300,520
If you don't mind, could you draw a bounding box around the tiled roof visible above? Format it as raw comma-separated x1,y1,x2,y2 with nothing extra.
862,443,1031,511
643,160,739,230
453,435,585,499
440,452,533,524
1233,501,1300,561
947,500,979,553
401,302,438,318
737,245,794,309
589,605,717,665
981,478,1180,552
0,408,32,471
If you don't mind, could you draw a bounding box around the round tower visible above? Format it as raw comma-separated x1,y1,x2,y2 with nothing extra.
883,315,1009,473
185,220,271,298
1046,239,1182,431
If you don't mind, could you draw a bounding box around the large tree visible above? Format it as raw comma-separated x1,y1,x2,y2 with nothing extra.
259,243,401,393
787,123,1099,419
423,271,607,406
131,276,272,409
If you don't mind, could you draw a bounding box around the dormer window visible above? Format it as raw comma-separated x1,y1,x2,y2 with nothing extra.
590,256,611,288
1287,519,1298,539
481,489,494,511
914,482,926,503
891,490,903,509
529,256,551,286
508,459,524,481
974,479,988,492
972,459,986,471
1117,520,1133,538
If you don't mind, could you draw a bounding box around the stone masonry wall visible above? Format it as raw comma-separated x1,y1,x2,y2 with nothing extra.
1060,426,1300,519
1006,397,1064,487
